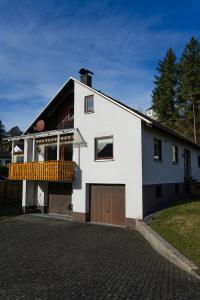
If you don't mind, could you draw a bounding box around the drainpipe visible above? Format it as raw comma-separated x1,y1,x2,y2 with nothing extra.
57,134,60,160
11,141,14,163
32,137,35,162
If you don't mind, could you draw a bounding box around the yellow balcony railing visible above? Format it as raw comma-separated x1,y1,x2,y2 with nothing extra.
8,161,74,181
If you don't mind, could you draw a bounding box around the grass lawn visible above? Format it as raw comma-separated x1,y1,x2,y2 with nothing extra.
149,199,200,270
0,202,22,221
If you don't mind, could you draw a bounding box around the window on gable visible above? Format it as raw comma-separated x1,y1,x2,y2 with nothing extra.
172,145,178,164
198,155,200,168
85,95,94,113
95,136,113,160
154,138,162,161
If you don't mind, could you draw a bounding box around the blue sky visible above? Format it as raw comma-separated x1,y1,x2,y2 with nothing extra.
0,0,200,131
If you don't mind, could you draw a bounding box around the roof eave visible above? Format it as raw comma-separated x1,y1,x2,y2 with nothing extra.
150,122,200,149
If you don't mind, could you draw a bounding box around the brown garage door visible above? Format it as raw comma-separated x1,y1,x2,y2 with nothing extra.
48,183,72,215
90,184,125,226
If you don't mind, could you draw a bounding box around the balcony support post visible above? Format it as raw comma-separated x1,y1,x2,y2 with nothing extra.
32,137,35,162
57,134,60,160
11,141,14,163
78,144,80,167
24,138,28,162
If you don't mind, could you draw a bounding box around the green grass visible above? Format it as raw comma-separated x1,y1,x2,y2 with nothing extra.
149,199,200,270
0,202,22,221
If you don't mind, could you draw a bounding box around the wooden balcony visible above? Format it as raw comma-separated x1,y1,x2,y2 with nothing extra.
8,161,74,181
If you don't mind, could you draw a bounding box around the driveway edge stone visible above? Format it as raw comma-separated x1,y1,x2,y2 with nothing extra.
136,219,200,279
0,217,12,223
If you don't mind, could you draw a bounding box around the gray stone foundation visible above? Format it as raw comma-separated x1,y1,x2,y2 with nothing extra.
143,182,200,217
22,206,48,214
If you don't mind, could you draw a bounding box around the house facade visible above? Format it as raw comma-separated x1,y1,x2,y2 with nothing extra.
146,107,158,120
6,70,200,228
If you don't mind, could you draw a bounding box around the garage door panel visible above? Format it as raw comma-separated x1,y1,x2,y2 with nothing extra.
90,184,125,226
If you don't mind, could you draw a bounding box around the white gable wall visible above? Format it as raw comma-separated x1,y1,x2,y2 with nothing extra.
72,82,143,219
142,125,200,185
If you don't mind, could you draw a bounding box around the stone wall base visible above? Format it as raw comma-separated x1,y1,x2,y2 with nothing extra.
125,218,136,229
22,206,48,214
143,182,200,217
72,212,86,223
72,213,136,229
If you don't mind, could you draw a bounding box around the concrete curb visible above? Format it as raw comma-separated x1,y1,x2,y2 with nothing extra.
0,218,10,223
136,220,200,279
29,213,72,221
0,216,18,223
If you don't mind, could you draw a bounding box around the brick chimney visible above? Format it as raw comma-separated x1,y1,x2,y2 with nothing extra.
79,68,94,87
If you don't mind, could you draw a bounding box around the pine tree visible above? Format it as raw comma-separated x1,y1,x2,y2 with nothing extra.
177,37,200,143
0,120,5,151
152,48,178,127
0,120,5,137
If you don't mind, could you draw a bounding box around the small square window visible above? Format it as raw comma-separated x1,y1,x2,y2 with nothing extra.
154,138,162,161
172,145,178,164
85,95,94,113
95,136,113,160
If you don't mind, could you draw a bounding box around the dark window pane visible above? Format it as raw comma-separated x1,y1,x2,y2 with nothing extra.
45,145,57,160
198,156,200,168
154,139,162,161
172,145,178,164
85,95,94,113
96,137,113,159
16,156,24,163
63,144,73,161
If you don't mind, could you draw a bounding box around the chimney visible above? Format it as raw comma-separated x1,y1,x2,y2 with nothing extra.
79,68,94,87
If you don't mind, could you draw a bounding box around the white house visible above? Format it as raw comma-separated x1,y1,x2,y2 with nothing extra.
146,107,158,120
6,69,200,228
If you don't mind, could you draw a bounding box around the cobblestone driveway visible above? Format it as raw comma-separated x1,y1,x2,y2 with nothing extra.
0,215,200,300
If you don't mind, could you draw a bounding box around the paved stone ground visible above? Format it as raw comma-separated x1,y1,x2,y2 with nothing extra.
0,215,200,300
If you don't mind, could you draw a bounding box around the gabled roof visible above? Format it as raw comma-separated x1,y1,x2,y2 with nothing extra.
24,78,74,134
24,77,151,134
95,89,200,149
23,76,200,150
74,78,151,123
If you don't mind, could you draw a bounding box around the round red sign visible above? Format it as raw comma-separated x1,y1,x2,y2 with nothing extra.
35,120,45,132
